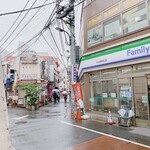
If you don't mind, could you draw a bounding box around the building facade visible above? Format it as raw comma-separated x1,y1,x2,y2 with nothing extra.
79,0,150,128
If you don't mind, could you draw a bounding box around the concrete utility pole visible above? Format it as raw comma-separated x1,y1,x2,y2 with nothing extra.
56,0,76,96
0,59,12,149
69,0,75,66
69,0,75,100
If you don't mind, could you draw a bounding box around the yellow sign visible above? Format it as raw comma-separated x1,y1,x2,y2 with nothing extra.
88,15,101,28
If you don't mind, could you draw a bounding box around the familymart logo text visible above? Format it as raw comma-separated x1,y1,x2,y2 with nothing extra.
127,45,150,56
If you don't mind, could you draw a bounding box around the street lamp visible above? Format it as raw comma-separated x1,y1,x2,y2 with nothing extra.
55,27,71,46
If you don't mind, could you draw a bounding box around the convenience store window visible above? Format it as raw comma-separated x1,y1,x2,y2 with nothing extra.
133,63,150,73
102,79,118,113
90,71,100,80
118,78,132,110
123,3,148,34
103,15,122,41
118,66,132,75
102,69,117,78
148,0,150,21
93,81,102,111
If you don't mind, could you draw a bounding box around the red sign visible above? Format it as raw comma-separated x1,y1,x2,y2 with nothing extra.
72,83,83,102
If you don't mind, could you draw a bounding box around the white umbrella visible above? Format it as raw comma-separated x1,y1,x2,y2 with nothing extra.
52,89,59,93
62,91,67,95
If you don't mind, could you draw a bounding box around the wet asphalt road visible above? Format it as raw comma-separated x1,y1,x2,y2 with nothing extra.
8,101,100,150
8,101,150,150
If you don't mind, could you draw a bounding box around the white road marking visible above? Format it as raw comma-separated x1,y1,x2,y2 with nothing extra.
13,115,29,120
61,121,150,149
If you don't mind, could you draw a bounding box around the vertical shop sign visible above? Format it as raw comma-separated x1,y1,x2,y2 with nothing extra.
72,83,83,102
72,64,77,83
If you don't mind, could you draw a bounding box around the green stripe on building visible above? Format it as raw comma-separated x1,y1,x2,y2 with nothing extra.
81,38,150,61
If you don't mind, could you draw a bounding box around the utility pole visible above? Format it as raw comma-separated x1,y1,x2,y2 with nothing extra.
69,0,75,66
56,0,75,98
69,0,75,99
0,59,12,149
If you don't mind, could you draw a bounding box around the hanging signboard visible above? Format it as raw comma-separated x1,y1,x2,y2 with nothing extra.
72,83,83,102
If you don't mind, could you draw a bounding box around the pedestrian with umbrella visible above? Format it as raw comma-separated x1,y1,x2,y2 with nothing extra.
52,87,60,103
62,89,68,103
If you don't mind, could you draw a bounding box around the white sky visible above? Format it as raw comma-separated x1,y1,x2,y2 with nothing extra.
0,0,82,65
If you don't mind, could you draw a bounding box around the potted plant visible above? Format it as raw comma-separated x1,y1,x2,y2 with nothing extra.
7,98,12,106
17,83,39,110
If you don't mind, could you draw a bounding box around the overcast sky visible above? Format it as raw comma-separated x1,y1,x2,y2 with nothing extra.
0,0,82,64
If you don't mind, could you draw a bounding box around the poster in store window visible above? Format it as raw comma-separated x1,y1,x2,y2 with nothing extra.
88,25,103,47
120,91,132,98
142,95,147,103
102,93,108,98
111,93,116,98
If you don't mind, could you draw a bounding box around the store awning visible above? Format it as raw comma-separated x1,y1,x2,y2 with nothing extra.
16,80,37,84
16,80,47,85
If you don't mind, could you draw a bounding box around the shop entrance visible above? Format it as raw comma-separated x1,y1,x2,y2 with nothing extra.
133,77,149,127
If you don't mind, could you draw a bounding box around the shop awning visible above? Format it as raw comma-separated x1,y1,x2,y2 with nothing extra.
16,80,37,84
16,80,47,85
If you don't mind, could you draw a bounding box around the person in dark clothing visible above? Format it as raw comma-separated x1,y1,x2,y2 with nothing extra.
53,91,59,104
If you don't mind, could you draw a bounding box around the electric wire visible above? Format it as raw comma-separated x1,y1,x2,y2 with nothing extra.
0,0,31,43
1,29,44,60
0,0,38,53
12,35,41,59
37,38,51,55
41,33,58,57
3,0,48,51
56,19,68,70
56,19,68,55
1,2,57,60
18,8,51,38
0,1,56,17
48,27,66,68
60,20,70,46
2,0,82,67
41,33,66,68
16,2,57,58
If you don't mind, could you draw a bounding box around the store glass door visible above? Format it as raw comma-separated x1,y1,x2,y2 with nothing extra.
133,77,149,127
147,76,150,127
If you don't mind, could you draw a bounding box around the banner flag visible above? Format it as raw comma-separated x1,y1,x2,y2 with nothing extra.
72,83,83,102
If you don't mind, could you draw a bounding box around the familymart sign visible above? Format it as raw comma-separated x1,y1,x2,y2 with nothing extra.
78,38,150,78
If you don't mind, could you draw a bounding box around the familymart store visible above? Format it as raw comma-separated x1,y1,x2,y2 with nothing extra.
79,38,150,128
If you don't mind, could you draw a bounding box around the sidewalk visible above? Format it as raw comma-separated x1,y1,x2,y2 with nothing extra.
0,100,12,150
85,111,150,138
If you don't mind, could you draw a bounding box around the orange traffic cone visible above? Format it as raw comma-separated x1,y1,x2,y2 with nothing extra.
77,106,82,120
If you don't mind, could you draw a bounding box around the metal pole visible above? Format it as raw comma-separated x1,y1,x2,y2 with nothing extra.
0,59,12,149
69,0,75,100
70,0,75,65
